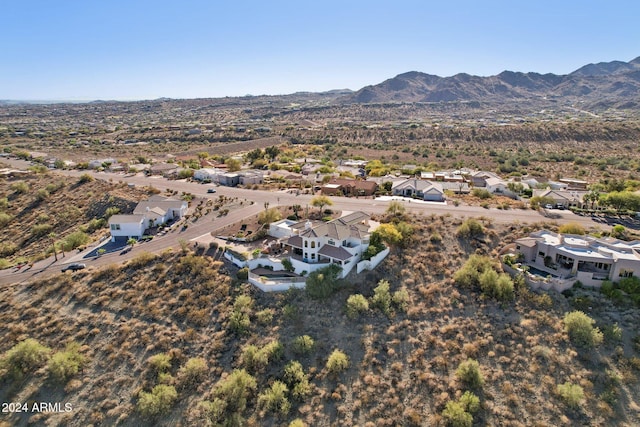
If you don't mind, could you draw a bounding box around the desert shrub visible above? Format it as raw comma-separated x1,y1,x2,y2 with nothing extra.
148,353,172,373
479,269,514,301
258,207,282,225
456,359,484,388
305,264,342,299
236,267,249,280
392,287,410,311
258,380,290,415
202,369,257,424
241,340,283,373
284,361,311,400
63,230,90,250
372,279,392,316
442,400,473,427
256,308,275,325
557,382,585,408
471,188,492,199
0,258,10,269
31,223,53,237
35,188,49,202
78,173,94,183
0,338,51,378
229,294,254,334
558,222,586,235
10,181,29,194
178,357,207,387
281,258,294,272
564,311,603,348
454,255,494,288
459,391,480,413
0,212,12,227
292,335,315,355
0,242,18,257
346,294,369,319
48,342,86,382
137,384,178,417
326,349,349,374
456,218,484,238
429,232,442,243
289,419,306,427
0,197,8,209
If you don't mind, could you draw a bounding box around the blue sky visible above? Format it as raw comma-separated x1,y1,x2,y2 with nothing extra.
1,0,639,100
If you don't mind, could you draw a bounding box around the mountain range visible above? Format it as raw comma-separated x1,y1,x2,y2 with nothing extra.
341,57,640,109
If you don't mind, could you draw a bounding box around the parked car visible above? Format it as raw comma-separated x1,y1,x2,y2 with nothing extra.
61,263,86,272
544,204,554,209
207,188,217,193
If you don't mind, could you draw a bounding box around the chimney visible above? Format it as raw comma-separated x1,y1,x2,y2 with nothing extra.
305,220,312,230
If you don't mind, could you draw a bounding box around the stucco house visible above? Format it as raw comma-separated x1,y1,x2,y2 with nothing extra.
280,211,374,278
392,179,445,202
108,214,146,240
321,178,377,197
512,230,640,287
108,198,188,241
533,189,588,208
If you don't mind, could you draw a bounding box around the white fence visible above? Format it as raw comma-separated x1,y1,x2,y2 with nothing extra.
356,247,390,274
248,272,306,292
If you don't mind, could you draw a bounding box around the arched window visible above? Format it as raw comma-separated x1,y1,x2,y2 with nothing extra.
311,241,316,248
304,240,308,247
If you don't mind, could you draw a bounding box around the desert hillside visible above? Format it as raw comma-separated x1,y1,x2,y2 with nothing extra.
0,213,638,426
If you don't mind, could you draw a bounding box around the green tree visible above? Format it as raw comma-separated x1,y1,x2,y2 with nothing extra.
372,279,392,316
310,195,333,214
372,223,402,247
225,157,242,172
258,207,282,225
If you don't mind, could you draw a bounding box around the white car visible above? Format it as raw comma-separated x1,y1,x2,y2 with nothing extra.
544,204,554,209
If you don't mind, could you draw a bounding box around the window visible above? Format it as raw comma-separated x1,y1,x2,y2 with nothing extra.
619,269,634,278
311,253,315,260
110,224,121,231
304,240,308,248
328,239,335,246
311,241,316,248
538,251,545,257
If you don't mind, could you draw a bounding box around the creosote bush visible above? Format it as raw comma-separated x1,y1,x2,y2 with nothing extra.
200,369,257,424
564,310,603,348
137,384,178,417
326,349,349,374
557,381,585,408
346,294,369,319
178,357,207,387
454,254,514,301
292,335,315,355
229,294,254,334
48,342,86,382
455,359,484,388
284,361,312,400
442,391,480,427
456,218,484,238
257,380,290,415
0,338,51,378
306,264,342,299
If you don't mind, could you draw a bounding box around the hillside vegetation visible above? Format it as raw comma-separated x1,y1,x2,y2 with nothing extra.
0,214,639,426
0,170,150,268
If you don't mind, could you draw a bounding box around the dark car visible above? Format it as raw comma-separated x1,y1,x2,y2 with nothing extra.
61,263,86,272
207,188,217,193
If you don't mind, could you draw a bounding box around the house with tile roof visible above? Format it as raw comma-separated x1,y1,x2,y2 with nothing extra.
391,178,445,202
277,211,375,278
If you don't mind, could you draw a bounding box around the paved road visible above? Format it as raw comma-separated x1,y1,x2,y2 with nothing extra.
0,159,611,286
